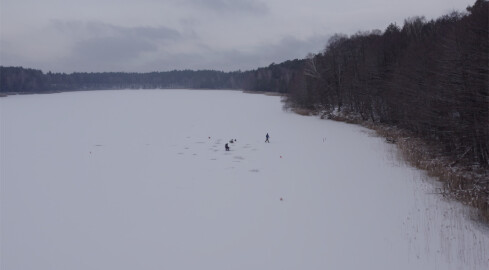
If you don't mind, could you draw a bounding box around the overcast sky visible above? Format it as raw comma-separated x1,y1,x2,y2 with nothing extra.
0,0,474,73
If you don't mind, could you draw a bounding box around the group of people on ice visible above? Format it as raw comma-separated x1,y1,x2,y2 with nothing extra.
225,133,270,151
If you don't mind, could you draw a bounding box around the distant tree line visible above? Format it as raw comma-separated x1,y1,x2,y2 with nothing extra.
0,67,238,92
284,0,488,167
0,67,46,93
0,59,304,94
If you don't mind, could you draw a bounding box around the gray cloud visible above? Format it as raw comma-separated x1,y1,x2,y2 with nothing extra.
180,0,269,15
46,20,327,73
73,36,157,63
1,0,474,73
52,21,181,41
140,34,330,72
49,21,185,72
130,26,181,40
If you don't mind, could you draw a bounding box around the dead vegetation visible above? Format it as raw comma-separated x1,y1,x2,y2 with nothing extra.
292,108,315,116
242,90,285,97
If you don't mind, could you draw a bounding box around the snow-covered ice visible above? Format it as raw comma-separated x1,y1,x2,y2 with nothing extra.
1,89,488,270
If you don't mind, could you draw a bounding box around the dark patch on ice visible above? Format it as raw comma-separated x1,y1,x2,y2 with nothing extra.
94,144,103,147
178,152,184,155
184,147,189,149
195,141,205,144
192,153,197,156
234,156,244,160
249,169,260,172
210,158,217,160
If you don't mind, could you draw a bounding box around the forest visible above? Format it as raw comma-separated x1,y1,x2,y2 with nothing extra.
0,59,303,94
280,0,488,220
285,0,488,169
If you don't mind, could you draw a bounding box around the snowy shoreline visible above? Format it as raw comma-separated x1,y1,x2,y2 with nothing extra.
288,106,489,227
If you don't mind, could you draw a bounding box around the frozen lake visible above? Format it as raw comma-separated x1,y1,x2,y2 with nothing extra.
1,90,488,270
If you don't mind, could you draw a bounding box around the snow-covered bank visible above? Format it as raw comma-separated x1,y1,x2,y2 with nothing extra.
1,90,488,270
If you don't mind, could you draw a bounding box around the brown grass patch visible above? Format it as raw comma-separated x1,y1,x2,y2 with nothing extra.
242,90,285,96
292,108,315,116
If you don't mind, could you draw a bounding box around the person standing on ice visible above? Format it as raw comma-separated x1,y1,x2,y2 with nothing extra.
225,143,230,151
265,133,270,143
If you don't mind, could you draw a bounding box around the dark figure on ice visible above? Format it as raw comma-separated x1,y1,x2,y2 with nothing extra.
225,143,230,151
265,133,270,143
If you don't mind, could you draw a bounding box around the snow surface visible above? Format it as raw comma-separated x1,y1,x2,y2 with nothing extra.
1,89,488,270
